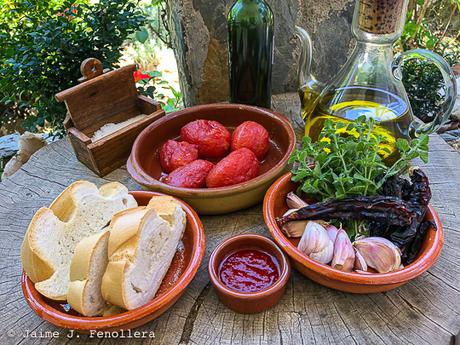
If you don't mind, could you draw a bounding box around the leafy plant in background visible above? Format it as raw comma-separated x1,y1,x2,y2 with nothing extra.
398,0,459,52
132,0,183,113
161,86,183,113
135,69,183,112
0,0,145,136
139,0,172,49
394,0,459,124
400,58,452,123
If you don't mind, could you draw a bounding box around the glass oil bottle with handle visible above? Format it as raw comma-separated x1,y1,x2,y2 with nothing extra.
296,0,457,162
228,0,274,109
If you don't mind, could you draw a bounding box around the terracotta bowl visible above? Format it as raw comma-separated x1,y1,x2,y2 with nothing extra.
22,191,205,332
127,103,296,215
208,234,291,313
263,172,444,294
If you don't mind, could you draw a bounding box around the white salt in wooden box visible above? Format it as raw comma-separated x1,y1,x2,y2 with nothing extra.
56,58,164,176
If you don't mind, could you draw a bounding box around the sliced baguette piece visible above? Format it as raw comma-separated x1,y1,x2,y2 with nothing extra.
107,207,150,257
147,195,185,225
21,181,137,301
67,230,110,316
101,199,186,310
107,196,185,257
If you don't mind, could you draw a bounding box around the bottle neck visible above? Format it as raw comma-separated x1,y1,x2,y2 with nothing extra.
330,40,397,91
352,41,395,62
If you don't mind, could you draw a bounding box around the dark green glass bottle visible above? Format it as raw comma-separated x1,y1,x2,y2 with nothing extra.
227,0,274,109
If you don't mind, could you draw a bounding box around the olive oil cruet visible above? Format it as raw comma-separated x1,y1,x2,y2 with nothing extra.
296,0,457,157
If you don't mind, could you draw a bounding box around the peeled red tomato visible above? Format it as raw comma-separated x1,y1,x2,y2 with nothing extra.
160,140,199,173
163,160,214,188
180,120,231,159
231,121,269,160
206,148,260,188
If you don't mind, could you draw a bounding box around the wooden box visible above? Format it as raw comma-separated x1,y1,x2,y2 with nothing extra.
56,58,165,176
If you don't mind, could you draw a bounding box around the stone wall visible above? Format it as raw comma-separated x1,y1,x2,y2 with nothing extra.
167,0,355,106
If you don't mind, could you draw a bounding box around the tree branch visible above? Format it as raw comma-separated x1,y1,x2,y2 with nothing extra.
416,0,431,26
432,4,457,51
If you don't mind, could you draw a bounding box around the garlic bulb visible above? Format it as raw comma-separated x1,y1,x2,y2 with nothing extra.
298,222,333,264
353,237,401,273
331,229,355,272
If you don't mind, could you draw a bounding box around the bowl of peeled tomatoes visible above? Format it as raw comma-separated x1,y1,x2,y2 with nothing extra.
128,103,296,215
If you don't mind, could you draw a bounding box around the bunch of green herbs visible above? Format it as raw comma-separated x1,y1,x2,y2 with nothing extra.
290,116,429,202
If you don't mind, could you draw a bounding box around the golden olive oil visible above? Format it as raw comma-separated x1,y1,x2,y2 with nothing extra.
299,87,320,122
303,86,411,162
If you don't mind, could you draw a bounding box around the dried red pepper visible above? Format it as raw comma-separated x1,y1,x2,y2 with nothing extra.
388,167,433,264
277,196,417,227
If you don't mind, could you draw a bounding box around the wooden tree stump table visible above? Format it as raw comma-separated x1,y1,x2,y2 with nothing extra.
0,94,459,345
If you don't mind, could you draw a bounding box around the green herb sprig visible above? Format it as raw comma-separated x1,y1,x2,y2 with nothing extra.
290,116,429,201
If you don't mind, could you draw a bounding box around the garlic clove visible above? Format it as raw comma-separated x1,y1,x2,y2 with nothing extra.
310,240,334,264
353,237,401,273
281,221,308,238
331,229,355,272
325,224,339,243
297,221,319,255
353,247,368,271
281,209,308,238
298,222,333,264
286,192,308,209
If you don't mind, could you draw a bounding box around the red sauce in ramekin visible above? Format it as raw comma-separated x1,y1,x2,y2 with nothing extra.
218,249,280,293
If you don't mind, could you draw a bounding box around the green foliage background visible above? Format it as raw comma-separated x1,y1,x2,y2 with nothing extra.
0,0,457,136
395,0,459,123
0,0,145,135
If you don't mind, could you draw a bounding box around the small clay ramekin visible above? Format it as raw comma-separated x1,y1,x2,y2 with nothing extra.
208,234,291,314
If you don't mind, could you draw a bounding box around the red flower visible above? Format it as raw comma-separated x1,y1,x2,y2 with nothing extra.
133,70,151,82
57,4,78,20
70,5,78,15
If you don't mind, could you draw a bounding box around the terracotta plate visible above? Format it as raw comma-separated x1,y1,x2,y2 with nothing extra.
22,191,205,332
263,172,444,293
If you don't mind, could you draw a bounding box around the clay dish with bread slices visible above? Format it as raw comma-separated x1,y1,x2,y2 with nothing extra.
22,190,205,332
